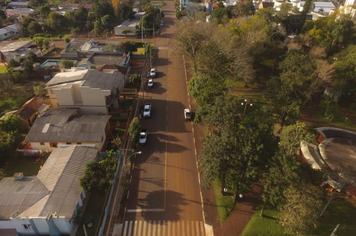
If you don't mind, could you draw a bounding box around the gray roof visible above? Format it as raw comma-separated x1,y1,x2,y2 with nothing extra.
25,108,110,143
46,69,125,91
0,146,97,219
87,54,126,66
0,40,32,53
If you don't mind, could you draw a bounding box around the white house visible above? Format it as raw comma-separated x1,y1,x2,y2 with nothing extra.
114,12,145,36
0,24,20,41
0,146,98,236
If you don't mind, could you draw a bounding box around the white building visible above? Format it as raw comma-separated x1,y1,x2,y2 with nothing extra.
0,146,98,236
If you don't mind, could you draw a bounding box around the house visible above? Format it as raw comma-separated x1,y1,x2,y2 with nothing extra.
114,12,145,36
0,24,20,41
0,146,98,235
24,108,110,151
46,69,126,114
7,1,30,8
0,97,49,127
77,52,131,69
51,4,94,15
0,40,37,62
259,1,275,9
60,39,115,58
6,8,35,20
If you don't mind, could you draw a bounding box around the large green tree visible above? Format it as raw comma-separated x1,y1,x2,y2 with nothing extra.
80,158,117,194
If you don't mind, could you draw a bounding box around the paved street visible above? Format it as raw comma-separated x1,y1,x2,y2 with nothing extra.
119,0,205,235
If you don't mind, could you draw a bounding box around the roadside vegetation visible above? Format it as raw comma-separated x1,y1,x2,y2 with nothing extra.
174,1,356,234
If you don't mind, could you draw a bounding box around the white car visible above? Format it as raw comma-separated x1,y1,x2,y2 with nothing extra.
143,103,151,118
139,129,147,145
160,20,164,27
150,68,156,77
148,79,153,88
184,109,191,120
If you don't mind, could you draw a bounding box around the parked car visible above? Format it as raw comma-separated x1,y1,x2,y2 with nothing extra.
148,79,153,88
139,129,147,145
143,103,151,118
160,20,164,27
150,68,156,77
184,108,191,120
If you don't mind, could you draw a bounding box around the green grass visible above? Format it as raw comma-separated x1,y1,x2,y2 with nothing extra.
315,199,356,236
225,78,245,88
241,204,284,236
133,47,145,55
314,100,356,129
76,191,107,236
0,94,33,116
3,156,47,177
241,199,356,236
0,66,6,73
213,178,236,224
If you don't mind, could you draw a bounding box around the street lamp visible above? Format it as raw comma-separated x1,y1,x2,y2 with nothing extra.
241,99,253,116
123,150,142,171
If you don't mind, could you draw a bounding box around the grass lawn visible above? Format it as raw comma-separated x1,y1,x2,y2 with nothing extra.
226,78,245,88
76,191,107,236
0,66,6,73
133,47,145,55
213,178,236,224
241,204,284,236
314,100,356,129
3,155,47,177
241,199,356,236
314,198,356,236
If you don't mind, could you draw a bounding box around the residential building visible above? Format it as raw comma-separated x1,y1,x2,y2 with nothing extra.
0,24,20,41
24,108,110,151
6,8,35,20
1,97,49,127
77,52,131,69
114,12,145,36
45,69,126,114
7,1,30,8
0,40,37,62
0,146,98,235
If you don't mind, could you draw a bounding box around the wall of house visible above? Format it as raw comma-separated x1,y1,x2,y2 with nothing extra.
53,217,72,234
47,88,59,108
30,142,52,152
53,87,75,106
72,83,83,104
30,218,49,235
80,87,110,107
0,220,14,229
78,106,109,115
11,218,36,235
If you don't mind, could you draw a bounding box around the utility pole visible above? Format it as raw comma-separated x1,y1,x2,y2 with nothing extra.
330,224,340,236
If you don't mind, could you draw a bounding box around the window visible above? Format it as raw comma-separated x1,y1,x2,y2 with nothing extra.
53,143,58,147
77,142,82,145
66,142,71,145
40,142,45,145
22,224,31,230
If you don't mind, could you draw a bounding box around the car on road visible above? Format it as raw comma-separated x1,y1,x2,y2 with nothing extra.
150,68,156,77
143,103,151,118
148,79,153,88
139,129,147,145
184,108,191,120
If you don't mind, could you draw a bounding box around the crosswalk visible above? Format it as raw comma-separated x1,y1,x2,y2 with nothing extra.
122,220,205,236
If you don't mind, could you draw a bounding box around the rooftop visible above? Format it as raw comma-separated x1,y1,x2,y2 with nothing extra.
0,146,97,219
46,69,125,91
0,40,32,53
24,108,110,143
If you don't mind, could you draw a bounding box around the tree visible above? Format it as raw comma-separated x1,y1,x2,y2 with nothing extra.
112,0,121,17
128,117,140,142
279,121,315,156
35,38,44,50
0,114,28,133
27,21,42,35
46,12,67,31
79,158,117,194
265,49,318,127
323,89,339,117
7,70,26,83
59,59,74,69
117,41,137,53
40,5,51,20
64,37,70,44
20,17,35,34
279,184,324,235
22,59,34,73
7,58,20,68
33,85,46,97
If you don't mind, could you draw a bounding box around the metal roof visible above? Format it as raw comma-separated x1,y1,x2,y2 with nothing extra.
24,108,110,143
0,146,98,219
46,69,125,91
